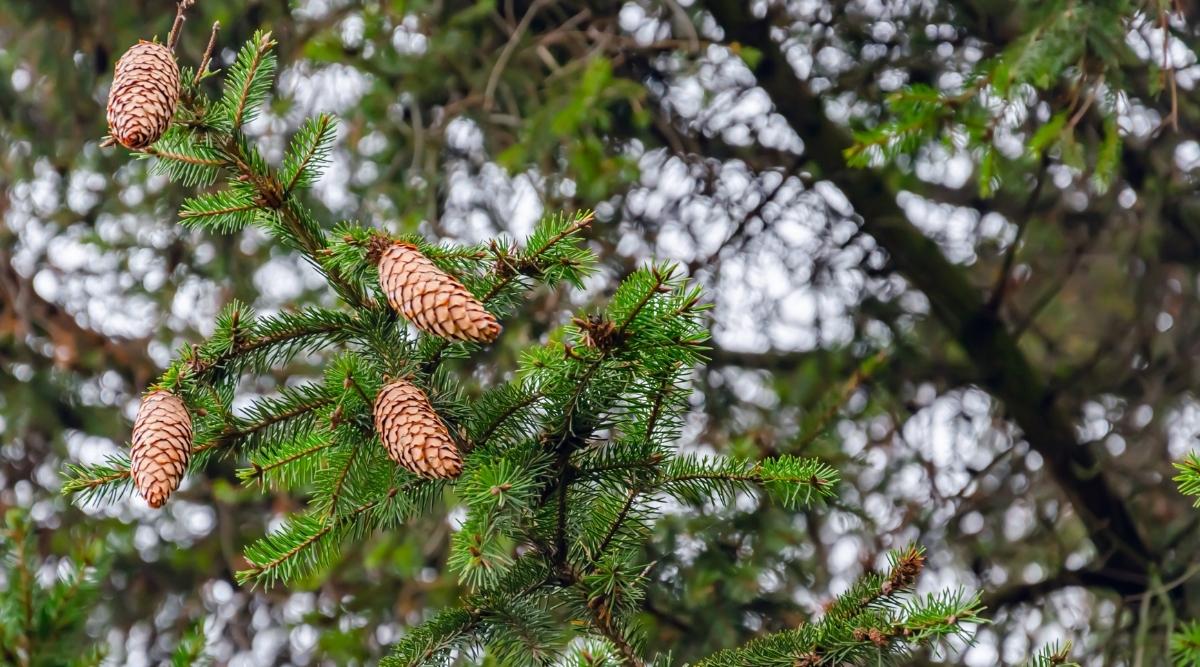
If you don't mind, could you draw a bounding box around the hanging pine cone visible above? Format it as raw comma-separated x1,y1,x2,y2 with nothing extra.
106,41,180,150
377,242,501,343
130,390,193,508
373,379,463,479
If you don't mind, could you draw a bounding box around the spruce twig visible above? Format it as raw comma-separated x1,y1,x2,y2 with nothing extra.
167,0,197,52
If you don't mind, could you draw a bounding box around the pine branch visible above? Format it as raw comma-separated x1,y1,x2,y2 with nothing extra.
474,390,545,449
1,510,107,665
61,455,134,505
221,31,277,129
1028,640,1077,666
323,440,362,518
237,512,339,586
587,605,644,667
189,307,356,379
239,435,335,489
693,546,985,666
1174,453,1200,506
194,386,333,458
179,188,258,233
143,145,226,168
594,488,639,558
380,609,480,667
170,621,212,667
238,478,435,586
1172,622,1200,666
220,134,370,308
281,113,337,195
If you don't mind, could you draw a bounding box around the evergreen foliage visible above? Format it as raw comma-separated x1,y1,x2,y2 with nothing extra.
60,28,985,665
847,0,1154,195
1174,453,1200,506
0,509,107,667
1171,621,1200,666
1027,641,1078,667
696,547,985,666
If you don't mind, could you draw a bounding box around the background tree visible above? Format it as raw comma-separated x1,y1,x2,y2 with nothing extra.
1,0,1199,664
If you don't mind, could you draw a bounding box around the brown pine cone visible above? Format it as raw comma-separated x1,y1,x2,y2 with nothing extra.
377,242,501,343
373,379,462,479
106,41,180,149
130,390,192,508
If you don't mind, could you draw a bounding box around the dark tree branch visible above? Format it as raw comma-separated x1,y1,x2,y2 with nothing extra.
699,0,1153,591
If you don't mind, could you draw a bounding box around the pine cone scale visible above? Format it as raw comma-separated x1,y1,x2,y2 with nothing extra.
107,41,180,150
373,379,462,479
130,390,193,508
377,243,501,343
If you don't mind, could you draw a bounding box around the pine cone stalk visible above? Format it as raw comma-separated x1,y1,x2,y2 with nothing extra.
106,41,181,149
130,390,193,508
376,241,501,343
373,379,463,478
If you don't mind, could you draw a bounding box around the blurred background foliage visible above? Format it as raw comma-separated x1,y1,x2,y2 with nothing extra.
2,0,1200,664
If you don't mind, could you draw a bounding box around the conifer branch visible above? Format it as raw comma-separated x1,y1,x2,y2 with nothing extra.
63,466,131,492
282,113,336,195
221,138,370,308
587,606,644,667
640,374,673,447
239,479,434,585
1174,453,1200,506
482,210,595,303
227,31,275,129
61,456,134,505
475,391,544,449
142,146,226,167
1,510,108,663
69,28,988,666
239,517,336,584
1172,622,1200,666
241,438,335,487
190,313,350,378
594,488,640,559
194,394,334,455
324,442,361,517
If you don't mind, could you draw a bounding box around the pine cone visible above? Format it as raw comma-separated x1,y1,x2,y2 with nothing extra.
106,41,180,150
373,379,463,479
377,242,501,343
130,390,193,508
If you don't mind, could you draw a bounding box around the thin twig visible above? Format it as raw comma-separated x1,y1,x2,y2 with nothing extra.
1160,8,1179,132
1066,74,1103,131
167,0,197,52
194,21,221,86
595,488,640,557
986,156,1048,311
1011,236,1088,339
484,0,551,111
662,0,700,53
589,605,645,667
